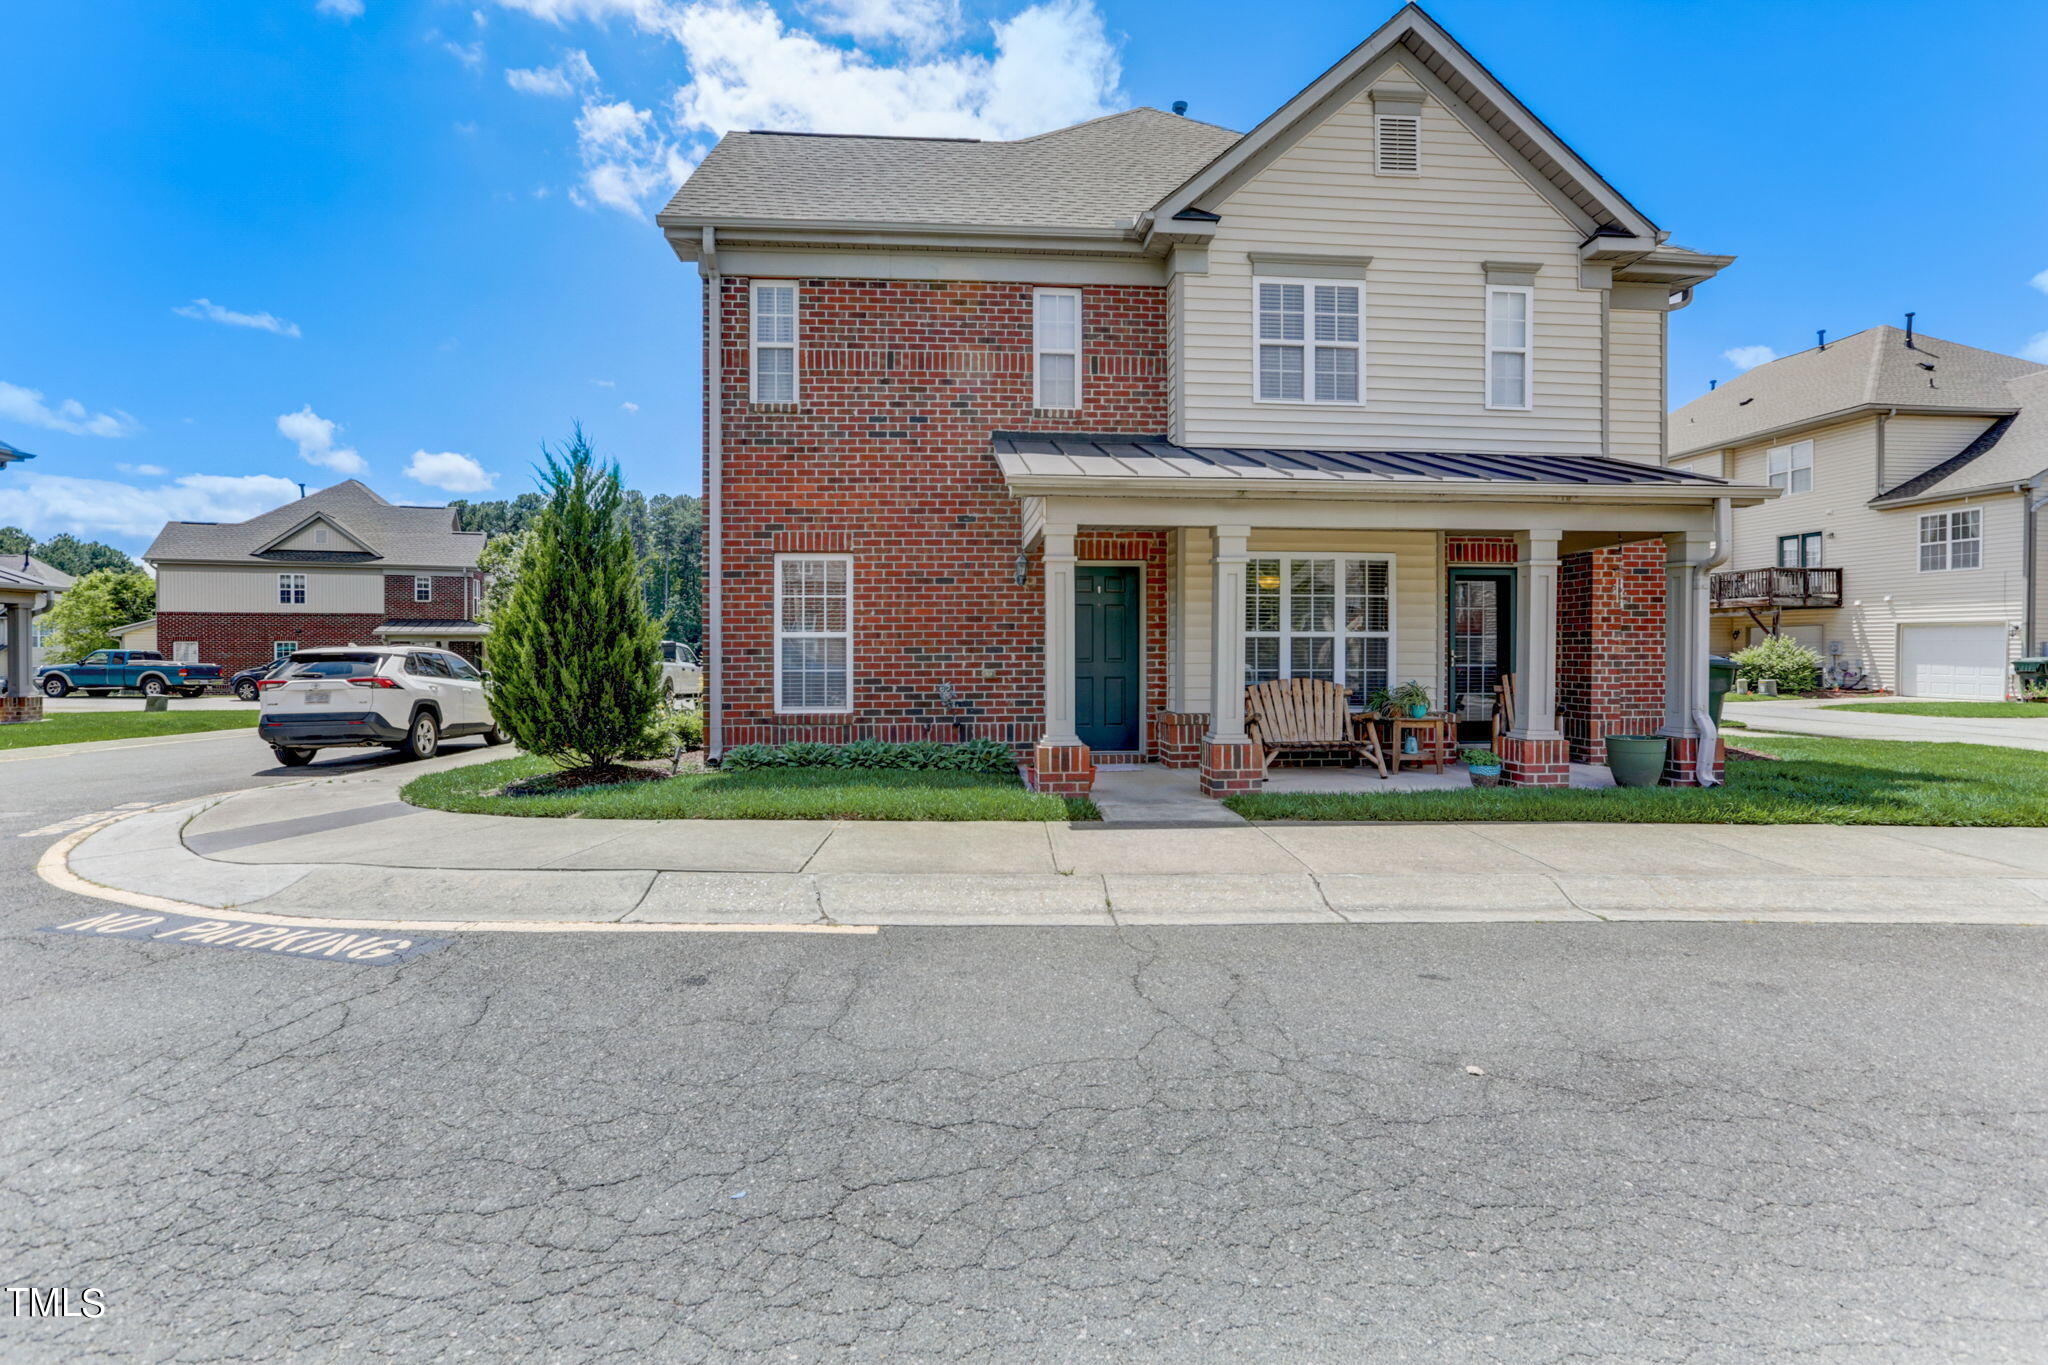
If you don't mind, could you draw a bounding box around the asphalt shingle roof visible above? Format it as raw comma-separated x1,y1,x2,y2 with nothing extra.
144,480,484,569
1670,326,2044,457
660,108,1243,232
1873,369,2048,503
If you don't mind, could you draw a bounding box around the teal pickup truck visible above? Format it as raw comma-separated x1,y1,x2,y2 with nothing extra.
37,649,224,699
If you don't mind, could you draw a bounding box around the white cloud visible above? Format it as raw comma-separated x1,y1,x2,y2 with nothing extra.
172,298,302,338
591,378,616,387
491,0,1122,214
620,400,639,411
405,450,496,492
2031,269,2048,297
0,473,301,543
0,380,140,438
445,38,486,68
117,463,169,477
316,0,365,17
277,405,368,476
1724,345,1778,372
507,48,598,95
2022,332,2048,364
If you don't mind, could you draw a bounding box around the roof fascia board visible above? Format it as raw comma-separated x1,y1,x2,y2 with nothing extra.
1668,403,2020,460
1001,472,1779,507
1869,479,2040,511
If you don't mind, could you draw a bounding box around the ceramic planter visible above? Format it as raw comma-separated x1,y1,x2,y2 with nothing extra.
1605,734,1668,788
1468,766,1503,788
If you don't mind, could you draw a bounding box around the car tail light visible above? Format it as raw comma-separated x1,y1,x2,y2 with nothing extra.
347,676,401,689
257,679,290,690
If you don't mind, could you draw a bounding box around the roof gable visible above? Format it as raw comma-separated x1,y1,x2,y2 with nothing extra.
1147,4,1659,242
257,512,377,556
144,480,484,569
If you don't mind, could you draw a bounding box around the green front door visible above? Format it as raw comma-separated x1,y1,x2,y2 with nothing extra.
1075,566,1141,752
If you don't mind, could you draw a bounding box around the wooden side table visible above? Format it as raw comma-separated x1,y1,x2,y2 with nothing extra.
1385,713,1452,775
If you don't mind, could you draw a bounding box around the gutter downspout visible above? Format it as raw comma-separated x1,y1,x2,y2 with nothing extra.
2026,482,2044,662
703,226,724,760
1694,495,1734,787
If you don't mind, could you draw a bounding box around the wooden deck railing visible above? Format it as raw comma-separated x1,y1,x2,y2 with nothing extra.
1709,566,1844,610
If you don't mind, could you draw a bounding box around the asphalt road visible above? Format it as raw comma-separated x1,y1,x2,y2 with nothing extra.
4,732,2047,1361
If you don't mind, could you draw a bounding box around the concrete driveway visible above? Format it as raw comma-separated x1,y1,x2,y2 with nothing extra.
1730,697,2048,752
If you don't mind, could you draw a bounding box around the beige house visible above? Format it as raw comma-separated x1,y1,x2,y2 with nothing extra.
1667,326,2048,698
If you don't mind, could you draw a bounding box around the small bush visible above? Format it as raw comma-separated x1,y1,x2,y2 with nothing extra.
1732,634,1823,694
718,738,1018,774
626,707,704,767
1461,748,1503,768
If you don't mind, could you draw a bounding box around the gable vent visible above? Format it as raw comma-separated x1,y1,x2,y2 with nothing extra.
1375,113,1420,175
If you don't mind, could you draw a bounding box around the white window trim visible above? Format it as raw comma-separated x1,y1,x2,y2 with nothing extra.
772,553,853,715
1484,284,1534,411
1251,276,1365,407
1374,111,1421,176
172,641,199,662
277,572,307,605
272,641,299,661
1766,439,1814,496
414,575,433,602
1032,288,1083,411
750,281,799,406
1918,508,1983,573
1241,554,1398,701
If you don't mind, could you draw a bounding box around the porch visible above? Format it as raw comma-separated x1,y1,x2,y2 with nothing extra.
999,433,1776,798
1088,759,1618,825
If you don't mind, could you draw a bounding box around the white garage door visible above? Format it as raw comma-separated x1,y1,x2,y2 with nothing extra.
1898,623,2008,699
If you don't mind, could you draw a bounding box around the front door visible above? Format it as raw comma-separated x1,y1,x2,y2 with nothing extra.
1447,569,1514,742
1075,565,1141,752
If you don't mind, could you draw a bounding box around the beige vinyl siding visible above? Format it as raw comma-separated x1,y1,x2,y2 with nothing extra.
272,519,362,552
1880,413,2000,490
1172,529,1442,712
156,564,384,614
1180,63,1605,455
1607,308,1665,464
1673,451,1725,479
1708,414,2023,689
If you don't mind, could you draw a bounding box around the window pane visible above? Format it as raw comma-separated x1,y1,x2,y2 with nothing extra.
1489,290,1528,348
1804,533,1823,566
1345,559,1391,632
1259,345,1304,401
1246,560,1281,632
1314,346,1359,403
1313,285,1358,342
1037,352,1077,409
1290,559,1335,632
1245,636,1279,686
1035,292,1078,350
780,638,848,710
755,287,794,343
756,347,794,402
1489,350,1527,406
1257,283,1304,340
1290,636,1335,681
1789,466,1812,494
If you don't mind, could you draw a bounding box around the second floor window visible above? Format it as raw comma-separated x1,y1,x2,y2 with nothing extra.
1919,509,1981,572
1767,440,1814,494
1777,532,1822,568
1485,286,1533,409
278,572,307,604
414,576,433,602
1033,289,1081,410
1256,279,1361,404
752,282,797,404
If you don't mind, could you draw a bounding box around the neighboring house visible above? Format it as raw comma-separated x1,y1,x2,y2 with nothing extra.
1667,325,2048,698
111,617,159,653
0,554,71,720
142,480,486,675
659,3,1776,793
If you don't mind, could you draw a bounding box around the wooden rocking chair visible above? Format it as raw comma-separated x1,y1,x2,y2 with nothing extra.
1245,678,1389,778
1491,673,1517,749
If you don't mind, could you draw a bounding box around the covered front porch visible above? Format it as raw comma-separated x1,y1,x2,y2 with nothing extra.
999,433,1774,799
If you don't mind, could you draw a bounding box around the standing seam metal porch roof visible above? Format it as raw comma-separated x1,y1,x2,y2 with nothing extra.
992,433,1733,488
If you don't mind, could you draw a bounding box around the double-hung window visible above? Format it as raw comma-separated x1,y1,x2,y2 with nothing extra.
414,575,433,602
775,555,851,712
1242,555,1394,705
1777,532,1822,568
751,282,798,404
272,641,298,662
1767,440,1814,494
1485,286,1533,409
277,572,307,605
1919,509,1982,572
1256,279,1361,404
1033,289,1081,410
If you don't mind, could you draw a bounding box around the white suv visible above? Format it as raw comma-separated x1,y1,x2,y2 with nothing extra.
258,646,504,767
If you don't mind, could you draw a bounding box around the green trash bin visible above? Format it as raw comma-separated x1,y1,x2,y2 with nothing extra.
2013,657,2048,699
1707,655,1736,727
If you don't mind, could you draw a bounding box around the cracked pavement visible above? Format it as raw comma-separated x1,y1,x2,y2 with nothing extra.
5,734,2048,1360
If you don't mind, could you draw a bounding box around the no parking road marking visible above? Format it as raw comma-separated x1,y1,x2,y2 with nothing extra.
42,911,448,964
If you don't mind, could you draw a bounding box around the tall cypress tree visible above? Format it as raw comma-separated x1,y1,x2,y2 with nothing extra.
488,427,662,772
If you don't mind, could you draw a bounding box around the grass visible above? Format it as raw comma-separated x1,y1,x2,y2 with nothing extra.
1222,733,2048,826
0,710,258,750
1826,701,2048,719
403,755,1098,821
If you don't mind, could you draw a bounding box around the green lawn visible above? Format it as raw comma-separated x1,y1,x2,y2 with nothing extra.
1223,734,2048,826
0,710,259,751
1827,701,2048,719
403,755,1098,821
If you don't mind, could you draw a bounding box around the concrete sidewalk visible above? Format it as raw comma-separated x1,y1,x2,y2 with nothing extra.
1729,697,2048,752
44,754,2048,928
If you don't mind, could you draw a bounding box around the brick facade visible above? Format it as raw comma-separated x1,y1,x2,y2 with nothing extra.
1198,738,1264,797
1556,540,1667,764
382,573,474,621
712,276,1168,752
157,611,385,676
1,694,42,724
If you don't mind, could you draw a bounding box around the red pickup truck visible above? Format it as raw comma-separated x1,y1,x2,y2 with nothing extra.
36,649,225,699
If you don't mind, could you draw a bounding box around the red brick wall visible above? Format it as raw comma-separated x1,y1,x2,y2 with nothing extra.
383,573,475,621
1556,540,1666,763
712,276,1169,751
156,612,384,676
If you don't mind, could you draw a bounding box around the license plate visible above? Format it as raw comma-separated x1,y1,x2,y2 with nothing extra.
306,691,331,705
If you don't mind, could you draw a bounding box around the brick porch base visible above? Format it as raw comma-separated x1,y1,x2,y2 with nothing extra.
1199,738,1264,798
0,695,43,724
1028,740,1096,796
1498,733,1570,787
1660,734,1727,787
1155,711,1206,769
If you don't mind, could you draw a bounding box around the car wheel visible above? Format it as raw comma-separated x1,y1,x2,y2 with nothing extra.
180,688,206,699
235,681,259,702
141,677,168,698
482,723,508,746
274,747,316,767
661,679,676,708
400,710,440,760
41,675,69,698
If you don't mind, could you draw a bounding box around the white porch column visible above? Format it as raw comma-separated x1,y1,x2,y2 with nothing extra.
1660,532,1714,739
4,602,32,698
1508,530,1563,739
1040,528,1080,746
1206,525,1250,743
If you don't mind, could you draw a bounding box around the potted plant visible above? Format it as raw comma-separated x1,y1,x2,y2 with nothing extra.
1364,686,1393,715
1463,747,1504,787
1604,733,1669,788
1388,680,1433,718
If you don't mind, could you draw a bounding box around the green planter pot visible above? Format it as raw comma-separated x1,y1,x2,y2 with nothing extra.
1605,734,1668,788
1467,765,1502,787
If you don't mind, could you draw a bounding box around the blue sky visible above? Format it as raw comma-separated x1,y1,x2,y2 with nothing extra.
4,0,2045,555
